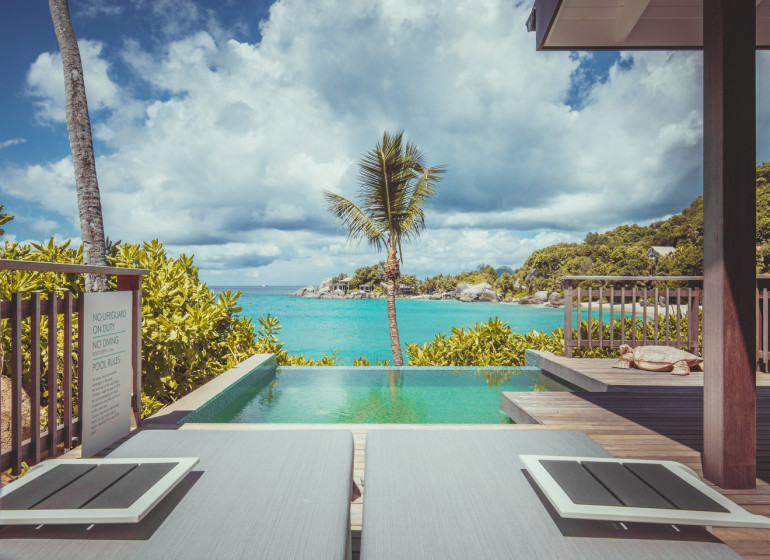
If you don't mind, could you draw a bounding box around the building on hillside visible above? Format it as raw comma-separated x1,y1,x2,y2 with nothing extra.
646,246,676,259
332,277,352,293
398,284,414,295
360,284,375,293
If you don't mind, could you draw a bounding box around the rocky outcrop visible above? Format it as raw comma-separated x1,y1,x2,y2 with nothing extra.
292,285,318,297
291,279,566,306
457,282,500,303
544,292,565,308
517,290,564,307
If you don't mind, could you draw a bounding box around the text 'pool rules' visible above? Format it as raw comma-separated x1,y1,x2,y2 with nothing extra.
81,291,133,457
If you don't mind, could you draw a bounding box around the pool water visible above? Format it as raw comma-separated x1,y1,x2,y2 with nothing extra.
191,366,562,424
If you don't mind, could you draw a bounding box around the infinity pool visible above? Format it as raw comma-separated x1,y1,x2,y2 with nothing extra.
185,366,568,424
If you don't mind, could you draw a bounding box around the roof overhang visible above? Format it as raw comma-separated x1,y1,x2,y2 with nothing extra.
528,0,770,51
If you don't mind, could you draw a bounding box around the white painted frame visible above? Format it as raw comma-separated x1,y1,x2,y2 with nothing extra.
520,455,770,529
0,457,199,525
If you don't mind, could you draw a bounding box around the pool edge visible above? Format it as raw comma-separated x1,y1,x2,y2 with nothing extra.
143,353,277,426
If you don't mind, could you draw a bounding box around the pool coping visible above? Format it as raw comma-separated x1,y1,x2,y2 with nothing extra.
143,353,276,426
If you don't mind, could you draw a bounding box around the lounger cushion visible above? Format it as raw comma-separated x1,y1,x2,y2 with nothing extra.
361,429,742,560
0,429,353,560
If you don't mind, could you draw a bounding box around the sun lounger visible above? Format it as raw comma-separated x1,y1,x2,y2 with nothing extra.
361,430,743,559
0,429,354,560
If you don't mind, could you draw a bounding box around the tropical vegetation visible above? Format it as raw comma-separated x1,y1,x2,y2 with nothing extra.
513,162,770,292
324,130,445,365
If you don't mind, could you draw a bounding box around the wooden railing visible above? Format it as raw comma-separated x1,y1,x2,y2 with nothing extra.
563,275,770,371
757,275,770,372
562,276,703,358
0,260,148,474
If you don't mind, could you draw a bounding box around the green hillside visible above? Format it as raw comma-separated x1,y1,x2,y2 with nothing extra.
515,163,770,293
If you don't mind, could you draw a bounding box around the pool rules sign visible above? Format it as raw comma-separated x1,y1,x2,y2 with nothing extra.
81,291,133,457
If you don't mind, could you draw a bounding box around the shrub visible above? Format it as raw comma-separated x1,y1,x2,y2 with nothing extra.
0,238,259,419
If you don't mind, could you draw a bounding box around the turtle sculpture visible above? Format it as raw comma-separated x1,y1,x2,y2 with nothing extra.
613,344,704,376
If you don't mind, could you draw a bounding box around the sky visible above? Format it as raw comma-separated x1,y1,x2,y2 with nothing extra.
2,1,770,286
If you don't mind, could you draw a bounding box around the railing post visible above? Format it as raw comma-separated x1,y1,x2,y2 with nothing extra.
118,275,143,427
11,293,23,475
30,292,42,464
563,278,573,357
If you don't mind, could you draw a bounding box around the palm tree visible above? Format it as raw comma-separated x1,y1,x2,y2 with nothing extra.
324,131,445,365
49,0,109,291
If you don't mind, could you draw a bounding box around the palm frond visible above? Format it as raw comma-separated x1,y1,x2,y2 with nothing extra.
324,130,444,261
323,190,384,250
397,164,447,243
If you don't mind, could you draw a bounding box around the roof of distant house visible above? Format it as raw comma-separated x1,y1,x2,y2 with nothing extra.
647,246,676,256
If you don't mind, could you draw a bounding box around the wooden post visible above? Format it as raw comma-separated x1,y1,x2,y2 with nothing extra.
703,0,757,489
62,292,72,450
47,292,58,458
118,275,142,427
10,293,23,475
564,279,573,357
30,293,42,464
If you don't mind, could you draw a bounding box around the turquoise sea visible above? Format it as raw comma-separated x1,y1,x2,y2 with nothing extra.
216,286,565,363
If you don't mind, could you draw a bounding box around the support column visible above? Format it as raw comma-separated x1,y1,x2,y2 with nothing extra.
703,0,757,489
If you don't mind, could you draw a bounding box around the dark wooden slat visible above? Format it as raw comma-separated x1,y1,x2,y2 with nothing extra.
610,286,615,347
539,459,622,506
626,463,729,512
587,287,593,347
620,287,626,345
598,287,604,349
77,294,84,441
47,291,58,458
676,288,683,347
10,293,23,475
85,462,177,509
0,259,148,276
654,287,659,342
643,287,648,344
29,292,41,464
665,288,671,343
631,287,637,346
34,464,136,510
576,286,582,349
62,292,72,450
0,464,95,510
693,288,701,355
118,275,143,422
564,280,573,358
762,288,770,371
582,461,675,509
561,276,703,282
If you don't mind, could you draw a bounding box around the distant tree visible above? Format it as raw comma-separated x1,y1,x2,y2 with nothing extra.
324,131,445,365
49,0,109,291
350,264,385,288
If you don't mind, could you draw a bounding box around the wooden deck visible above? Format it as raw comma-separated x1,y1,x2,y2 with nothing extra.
500,352,770,559
533,351,770,392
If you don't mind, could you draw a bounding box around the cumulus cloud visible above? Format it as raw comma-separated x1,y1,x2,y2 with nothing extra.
6,0,767,283
26,39,122,124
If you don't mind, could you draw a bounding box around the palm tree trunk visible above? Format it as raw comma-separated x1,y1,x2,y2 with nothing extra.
50,0,109,292
386,278,404,366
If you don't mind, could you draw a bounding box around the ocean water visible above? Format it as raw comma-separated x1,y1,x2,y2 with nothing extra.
216,286,565,363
